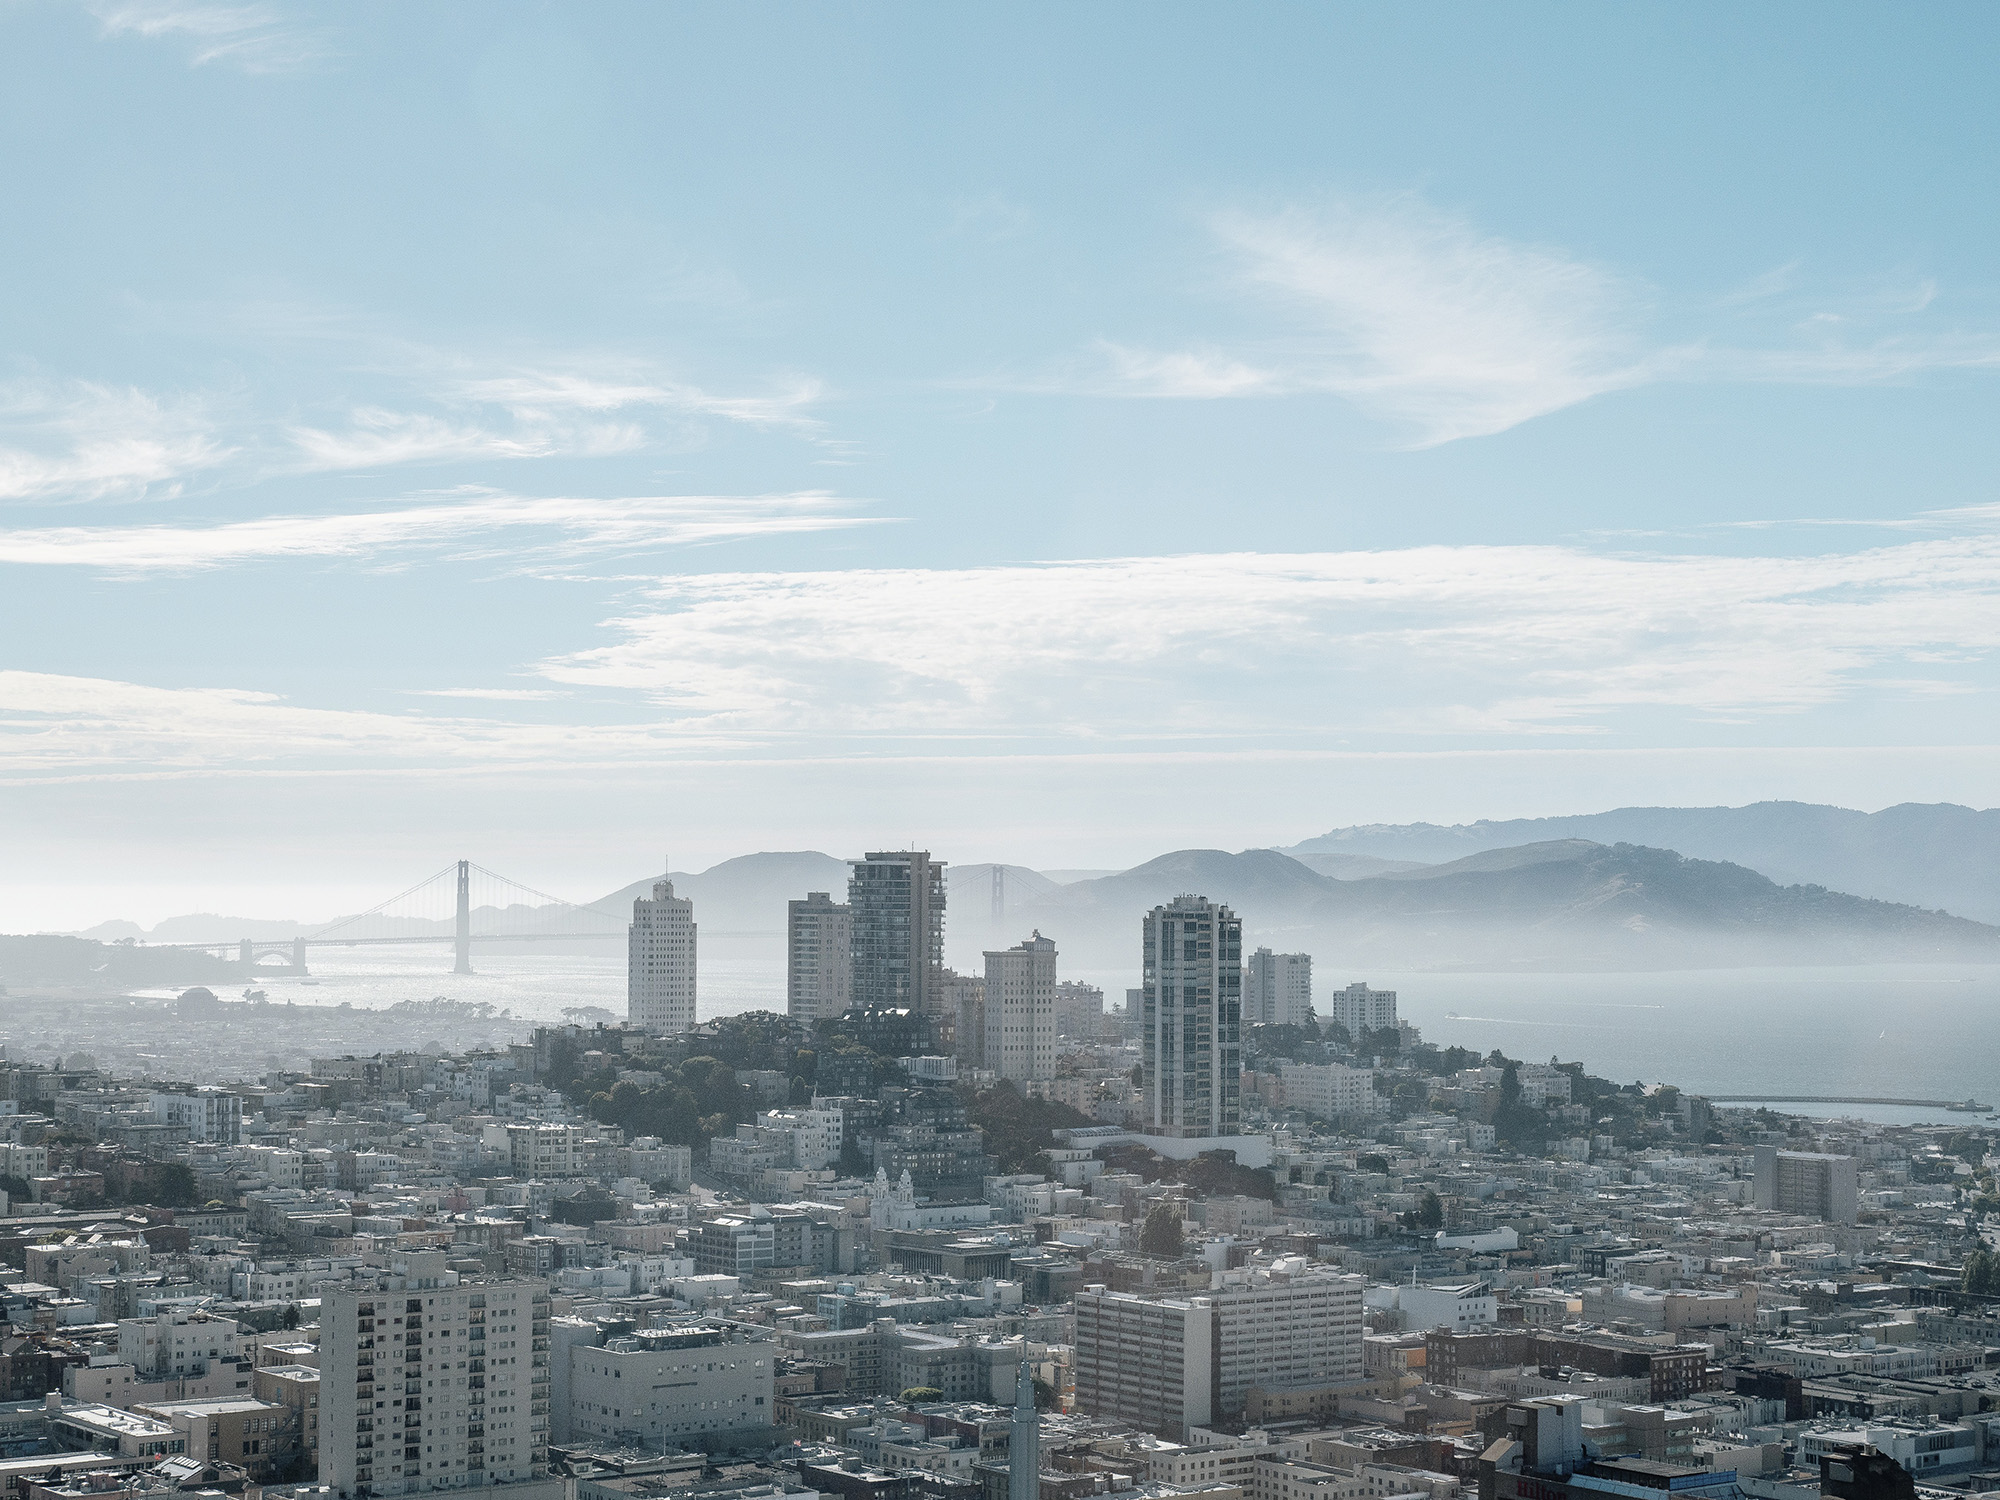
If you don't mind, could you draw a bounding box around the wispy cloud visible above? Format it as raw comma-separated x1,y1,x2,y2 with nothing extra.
87,0,332,74
289,367,830,474
6,531,1998,780
0,381,234,504
1027,196,2000,446
0,491,883,573
543,533,2000,738
0,354,833,503
1024,197,1651,445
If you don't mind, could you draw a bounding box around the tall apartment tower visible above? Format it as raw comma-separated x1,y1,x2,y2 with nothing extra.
941,970,986,1067
1244,949,1313,1028
848,850,946,1015
1141,894,1241,1138
1753,1145,1859,1223
786,892,852,1023
629,879,696,1034
983,931,1058,1082
320,1255,550,1499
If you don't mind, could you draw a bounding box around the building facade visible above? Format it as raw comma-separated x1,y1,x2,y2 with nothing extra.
1074,1272,1364,1438
1053,980,1105,1039
982,932,1058,1083
319,1259,550,1498
787,893,853,1024
148,1089,243,1145
1320,983,1396,1039
568,1325,774,1448
1244,950,1313,1029
848,851,946,1017
1141,895,1242,1138
1753,1146,1859,1223
629,880,697,1035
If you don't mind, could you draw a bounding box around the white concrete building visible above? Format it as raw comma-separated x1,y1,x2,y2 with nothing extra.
149,1089,243,1144
1075,1268,1363,1437
1319,982,1396,1040
629,879,697,1035
569,1325,774,1447
1245,950,1313,1028
507,1123,586,1179
1278,1062,1380,1120
787,892,852,1024
119,1309,242,1379
319,1256,551,1498
983,931,1058,1083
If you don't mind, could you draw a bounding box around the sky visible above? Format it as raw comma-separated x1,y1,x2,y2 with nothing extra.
4,1,2000,929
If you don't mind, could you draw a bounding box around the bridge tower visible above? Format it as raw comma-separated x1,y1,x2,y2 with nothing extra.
454,860,474,975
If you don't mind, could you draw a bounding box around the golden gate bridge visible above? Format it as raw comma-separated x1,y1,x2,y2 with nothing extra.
151,860,630,976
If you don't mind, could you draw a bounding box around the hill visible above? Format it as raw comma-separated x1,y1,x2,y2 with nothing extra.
1285,801,2000,922
591,850,854,933
1000,840,2000,971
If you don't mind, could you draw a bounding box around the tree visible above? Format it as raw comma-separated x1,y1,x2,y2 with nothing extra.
1401,1189,1444,1233
1965,1249,2000,1296
900,1387,943,1405
1356,1153,1391,1175
1139,1201,1185,1258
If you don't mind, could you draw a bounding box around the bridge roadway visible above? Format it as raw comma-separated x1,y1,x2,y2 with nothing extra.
1703,1093,1986,1109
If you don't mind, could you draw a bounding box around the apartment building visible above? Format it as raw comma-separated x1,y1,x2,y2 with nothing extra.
319,1257,550,1498
983,932,1058,1083
1141,895,1242,1139
787,893,853,1023
1245,950,1313,1028
629,880,697,1036
849,851,946,1017
1074,1271,1364,1438
1753,1146,1859,1223
148,1089,242,1145
1319,983,1396,1039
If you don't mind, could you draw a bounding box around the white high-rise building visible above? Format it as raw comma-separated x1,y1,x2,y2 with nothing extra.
983,931,1058,1082
1141,895,1242,1138
786,892,852,1023
1321,981,1396,1040
1244,949,1312,1028
319,1255,550,1498
629,879,696,1035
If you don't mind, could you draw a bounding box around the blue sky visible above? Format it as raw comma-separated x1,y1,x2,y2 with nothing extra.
4,2,2000,926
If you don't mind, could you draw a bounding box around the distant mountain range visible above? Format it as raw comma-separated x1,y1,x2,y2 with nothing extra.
40,800,2000,977
1284,801,2000,922
1003,839,2000,971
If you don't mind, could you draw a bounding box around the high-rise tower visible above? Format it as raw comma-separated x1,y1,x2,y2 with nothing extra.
629,879,696,1034
786,891,852,1023
1141,894,1242,1138
847,850,946,1016
1245,948,1313,1028
983,931,1058,1082
1009,1353,1040,1500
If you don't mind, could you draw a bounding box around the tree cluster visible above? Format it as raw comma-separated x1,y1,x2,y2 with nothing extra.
962,1082,1094,1174
1963,1248,2000,1296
